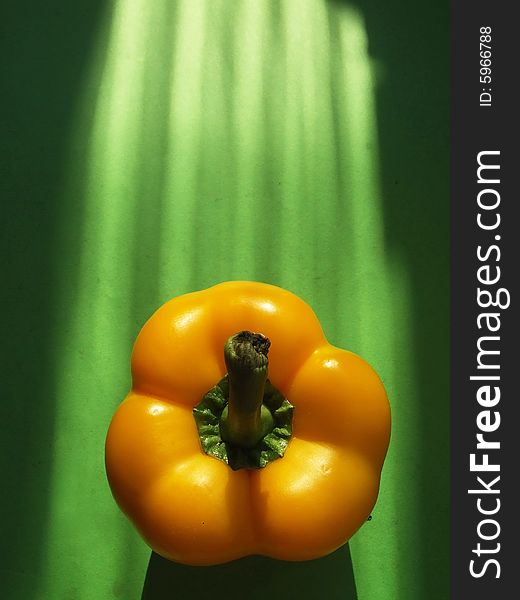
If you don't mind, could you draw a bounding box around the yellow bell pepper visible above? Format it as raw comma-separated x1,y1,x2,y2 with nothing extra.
105,281,390,565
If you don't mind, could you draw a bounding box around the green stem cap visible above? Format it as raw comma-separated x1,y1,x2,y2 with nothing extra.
193,331,294,470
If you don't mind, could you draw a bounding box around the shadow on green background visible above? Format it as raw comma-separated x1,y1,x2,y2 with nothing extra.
1,2,105,598
340,1,450,596
1,1,448,598
142,546,357,600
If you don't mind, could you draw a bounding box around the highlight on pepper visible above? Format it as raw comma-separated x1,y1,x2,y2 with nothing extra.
105,281,391,566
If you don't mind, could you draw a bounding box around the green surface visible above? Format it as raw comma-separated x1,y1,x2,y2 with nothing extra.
1,1,449,599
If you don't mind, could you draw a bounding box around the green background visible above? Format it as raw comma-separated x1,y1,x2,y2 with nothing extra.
1,1,449,598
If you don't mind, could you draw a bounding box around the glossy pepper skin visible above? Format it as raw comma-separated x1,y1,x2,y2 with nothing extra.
105,281,391,566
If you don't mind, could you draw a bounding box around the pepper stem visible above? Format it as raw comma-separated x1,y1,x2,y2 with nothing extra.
219,331,274,448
